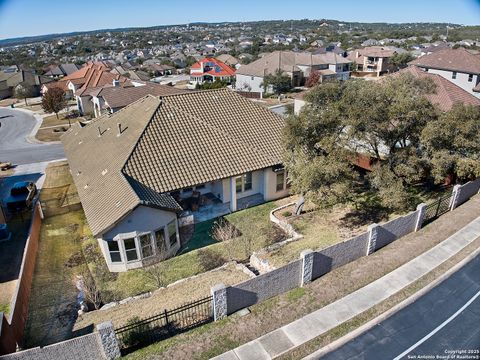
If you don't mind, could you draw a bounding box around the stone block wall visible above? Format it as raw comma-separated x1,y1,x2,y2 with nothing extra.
374,211,418,251
226,259,302,314
311,232,369,280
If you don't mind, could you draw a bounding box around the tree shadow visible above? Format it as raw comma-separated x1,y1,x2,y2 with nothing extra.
339,192,390,229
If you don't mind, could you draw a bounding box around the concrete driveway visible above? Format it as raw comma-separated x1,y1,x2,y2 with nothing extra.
0,107,65,166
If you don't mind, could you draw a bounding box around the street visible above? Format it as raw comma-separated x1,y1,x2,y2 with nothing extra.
312,255,480,360
0,107,64,165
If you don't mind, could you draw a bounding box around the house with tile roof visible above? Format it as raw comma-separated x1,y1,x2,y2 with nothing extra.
408,48,480,98
235,51,351,96
0,69,53,99
347,46,396,76
44,63,81,79
90,82,187,117
189,57,235,85
62,88,289,272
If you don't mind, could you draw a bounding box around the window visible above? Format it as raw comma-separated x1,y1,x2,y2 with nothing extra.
182,187,193,193
468,74,473,82
108,241,121,263
235,172,253,193
140,233,153,258
251,76,254,80
124,238,138,261
243,172,252,191
155,228,166,254
196,183,206,189
167,220,177,247
452,71,457,79
276,171,285,192
236,176,243,193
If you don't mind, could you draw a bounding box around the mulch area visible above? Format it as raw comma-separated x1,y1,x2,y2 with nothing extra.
125,195,480,360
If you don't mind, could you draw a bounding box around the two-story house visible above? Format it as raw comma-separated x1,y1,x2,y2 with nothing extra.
235,51,351,96
347,46,396,76
189,57,235,85
408,48,480,98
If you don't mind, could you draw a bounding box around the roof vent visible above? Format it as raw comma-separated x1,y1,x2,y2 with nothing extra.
117,123,128,136
78,140,83,145
98,126,106,137
77,171,82,176
102,169,108,176
84,184,89,189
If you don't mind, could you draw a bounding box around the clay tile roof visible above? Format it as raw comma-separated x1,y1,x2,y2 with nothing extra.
408,48,480,74
394,66,480,111
62,89,284,236
97,83,187,109
191,57,236,77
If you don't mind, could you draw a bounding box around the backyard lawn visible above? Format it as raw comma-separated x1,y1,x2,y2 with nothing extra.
24,210,87,347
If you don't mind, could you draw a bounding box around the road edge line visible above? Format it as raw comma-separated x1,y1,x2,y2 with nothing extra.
302,242,480,360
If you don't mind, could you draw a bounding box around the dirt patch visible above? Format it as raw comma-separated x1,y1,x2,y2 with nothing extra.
123,195,480,360
73,262,251,332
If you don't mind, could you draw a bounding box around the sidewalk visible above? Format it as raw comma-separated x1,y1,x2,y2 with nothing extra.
213,216,480,360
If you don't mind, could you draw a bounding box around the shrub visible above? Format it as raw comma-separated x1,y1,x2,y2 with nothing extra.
197,248,226,271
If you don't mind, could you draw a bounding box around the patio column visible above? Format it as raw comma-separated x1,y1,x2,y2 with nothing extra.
230,177,237,212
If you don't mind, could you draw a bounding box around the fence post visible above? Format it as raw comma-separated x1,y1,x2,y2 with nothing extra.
211,284,227,321
300,249,314,286
366,223,379,255
97,321,121,360
450,184,462,210
414,203,427,232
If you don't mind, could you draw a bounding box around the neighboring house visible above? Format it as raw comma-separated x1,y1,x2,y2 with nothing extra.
294,66,480,115
189,57,235,85
90,82,187,117
0,69,53,99
44,63,81,78
235,51,351,95
215,54,240,69
62,89,289,272
408,48,480,98
347,46,396,76
43,62,137,115
110,65,151,82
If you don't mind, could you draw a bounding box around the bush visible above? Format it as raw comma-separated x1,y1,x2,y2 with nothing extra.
281,210,292,217
121,316,152,349
197,248,226,271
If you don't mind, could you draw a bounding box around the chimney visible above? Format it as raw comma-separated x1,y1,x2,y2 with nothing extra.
113,79,120,87
355,51,359,59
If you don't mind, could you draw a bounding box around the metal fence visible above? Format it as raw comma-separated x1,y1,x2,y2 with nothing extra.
115,296,213,354
423,193,452,225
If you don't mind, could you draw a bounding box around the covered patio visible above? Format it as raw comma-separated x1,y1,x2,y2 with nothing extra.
181,193,265,223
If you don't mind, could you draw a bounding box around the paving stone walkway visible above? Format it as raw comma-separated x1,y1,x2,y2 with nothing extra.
213,216,480,360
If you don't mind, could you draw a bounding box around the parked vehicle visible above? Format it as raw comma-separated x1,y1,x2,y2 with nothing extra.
0,162,12,171
5,181,37,212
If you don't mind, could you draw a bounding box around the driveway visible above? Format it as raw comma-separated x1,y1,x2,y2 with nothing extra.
0,107,65,165
316,255,480,360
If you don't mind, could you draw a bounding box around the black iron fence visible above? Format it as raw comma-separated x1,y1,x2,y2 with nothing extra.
423,193,452,225
115,296,213,354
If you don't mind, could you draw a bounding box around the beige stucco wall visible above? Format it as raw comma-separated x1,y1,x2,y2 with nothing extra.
99,205,179,272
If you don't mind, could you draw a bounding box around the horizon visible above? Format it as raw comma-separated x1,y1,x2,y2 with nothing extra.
0,0,479,41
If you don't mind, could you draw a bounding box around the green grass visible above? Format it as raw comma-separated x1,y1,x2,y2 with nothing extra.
178,219,218,255
87,201,282,300
0,303,10,315
286,287,306,303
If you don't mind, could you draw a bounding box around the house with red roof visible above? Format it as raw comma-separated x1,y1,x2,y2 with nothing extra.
189,57,235,85
408,48,480,98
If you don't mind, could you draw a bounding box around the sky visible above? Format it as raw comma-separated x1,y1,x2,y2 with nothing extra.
0,0,479,40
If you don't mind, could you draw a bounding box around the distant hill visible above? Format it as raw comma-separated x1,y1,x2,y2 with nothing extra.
0,19,467,47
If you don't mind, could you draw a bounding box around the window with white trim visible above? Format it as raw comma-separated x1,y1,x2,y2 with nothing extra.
167,220,177,247
140,233,154,258
155,228,166,255
276,171,285,192
468,74,473,82
235,172,253,193
452,71,457,79
124,238,138,261
108,241,122,263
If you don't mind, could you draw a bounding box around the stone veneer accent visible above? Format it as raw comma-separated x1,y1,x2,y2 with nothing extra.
97,321,121,360
211,283,227,321
300,249,314,286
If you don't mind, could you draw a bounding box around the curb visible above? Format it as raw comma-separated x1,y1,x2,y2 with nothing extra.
302,243,480,360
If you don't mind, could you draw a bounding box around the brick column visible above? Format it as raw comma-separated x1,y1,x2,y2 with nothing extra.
300,249,314,286
211,283,227,321
450,184,462,210
97,321,121,360
414,203,426,232
366,223,379,255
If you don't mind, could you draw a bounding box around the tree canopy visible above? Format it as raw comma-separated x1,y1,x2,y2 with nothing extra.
41,87,67,119
283,73,449,212
14,83,35,105
262,69,292,95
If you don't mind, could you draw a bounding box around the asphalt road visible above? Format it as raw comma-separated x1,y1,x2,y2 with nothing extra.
0,107,64,165
315,255,480,360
